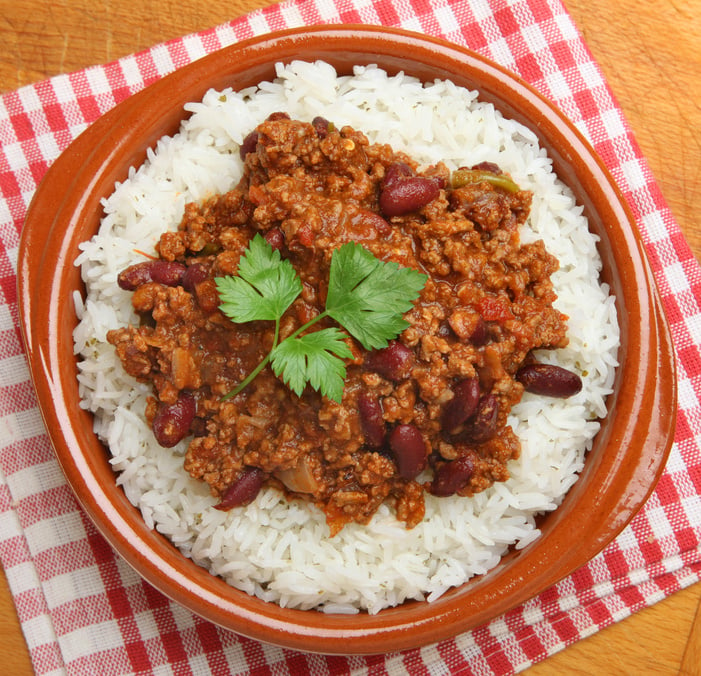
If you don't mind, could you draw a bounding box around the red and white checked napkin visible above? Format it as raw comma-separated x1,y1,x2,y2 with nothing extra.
1,0,700,673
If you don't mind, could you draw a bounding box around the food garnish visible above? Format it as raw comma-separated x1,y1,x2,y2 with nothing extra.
215,234,427,402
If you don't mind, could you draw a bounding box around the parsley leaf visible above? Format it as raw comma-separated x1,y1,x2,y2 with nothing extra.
271,328,353,402
326,242,428,350
216,235,426,403
215,234,302,323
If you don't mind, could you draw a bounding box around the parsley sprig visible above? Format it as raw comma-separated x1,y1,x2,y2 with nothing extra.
215,234,426,402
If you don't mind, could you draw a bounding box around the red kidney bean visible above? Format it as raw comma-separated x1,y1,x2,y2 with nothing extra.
516,363,583,398
383,162,414,187
363,341,414,381
151,391,196,447
430,455,475,497
379,175,441,217
464,394,499,443
353,208,392,237
442,378,481,433
118,260,187,291
312,116,331,138
358,392,386,449
181,263,209,292
469,161,502,174
239,130,259,159
469,317,488,346
214,467,265,511
267,111,291,122
388,424,427,480
264,227,285,251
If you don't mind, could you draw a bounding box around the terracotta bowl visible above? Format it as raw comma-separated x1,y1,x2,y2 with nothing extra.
18,26,676,654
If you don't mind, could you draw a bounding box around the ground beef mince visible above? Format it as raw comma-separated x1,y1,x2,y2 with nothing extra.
107,115,574,535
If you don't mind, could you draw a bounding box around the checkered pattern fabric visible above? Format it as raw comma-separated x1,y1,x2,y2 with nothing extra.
1,0,700,674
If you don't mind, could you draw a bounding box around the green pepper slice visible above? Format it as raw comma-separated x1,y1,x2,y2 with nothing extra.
450,169,520,193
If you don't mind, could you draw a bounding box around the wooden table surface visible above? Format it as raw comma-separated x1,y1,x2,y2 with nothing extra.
1,0,700,673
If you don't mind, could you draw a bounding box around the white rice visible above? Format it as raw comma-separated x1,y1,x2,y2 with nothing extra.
73,61,619,615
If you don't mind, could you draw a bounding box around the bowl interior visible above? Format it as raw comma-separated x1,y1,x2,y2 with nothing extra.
18,26,676,654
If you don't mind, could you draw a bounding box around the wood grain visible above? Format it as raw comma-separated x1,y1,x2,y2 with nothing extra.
1,1,699,674
565,0,701,261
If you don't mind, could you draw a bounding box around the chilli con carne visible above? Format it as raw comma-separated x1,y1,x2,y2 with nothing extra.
107,114,582,535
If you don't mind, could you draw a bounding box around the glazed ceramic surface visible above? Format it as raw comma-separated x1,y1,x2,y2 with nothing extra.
18,26,676,654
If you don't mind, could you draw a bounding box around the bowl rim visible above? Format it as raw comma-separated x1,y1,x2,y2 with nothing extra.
17,25,676,654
